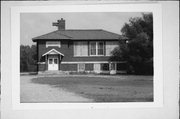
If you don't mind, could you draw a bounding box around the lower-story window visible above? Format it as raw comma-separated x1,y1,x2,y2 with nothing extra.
85,64,94,71
78,63,85,72
101,63,109,71
110,63,116,70
117,63,127,71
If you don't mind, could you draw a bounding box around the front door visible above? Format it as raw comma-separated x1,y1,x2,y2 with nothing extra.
48,55,59,70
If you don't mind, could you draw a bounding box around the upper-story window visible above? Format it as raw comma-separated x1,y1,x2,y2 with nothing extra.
74,41,88,56
46,41,61,48
90,42,96,55
106,41,119,56
98,42,104,55
90,41,104,56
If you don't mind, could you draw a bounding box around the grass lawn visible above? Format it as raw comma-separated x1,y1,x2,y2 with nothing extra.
31,75,153,102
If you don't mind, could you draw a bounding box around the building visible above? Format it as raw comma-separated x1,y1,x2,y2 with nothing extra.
32,18,127,74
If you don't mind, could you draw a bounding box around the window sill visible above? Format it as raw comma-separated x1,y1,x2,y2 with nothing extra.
89,55,105,57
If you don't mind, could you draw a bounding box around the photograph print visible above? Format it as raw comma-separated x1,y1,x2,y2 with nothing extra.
20,12,153,103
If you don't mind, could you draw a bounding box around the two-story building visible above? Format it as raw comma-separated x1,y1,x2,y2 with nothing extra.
32,18,127,74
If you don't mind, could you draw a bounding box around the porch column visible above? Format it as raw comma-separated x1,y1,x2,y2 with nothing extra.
45,55,48,71
59,55,60,70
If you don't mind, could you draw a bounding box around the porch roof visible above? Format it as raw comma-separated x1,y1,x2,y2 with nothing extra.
42,49,64,56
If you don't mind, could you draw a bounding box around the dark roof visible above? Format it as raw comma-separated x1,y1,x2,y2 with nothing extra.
32,29,126,42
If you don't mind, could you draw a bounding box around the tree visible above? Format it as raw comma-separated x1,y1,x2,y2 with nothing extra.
20,45,37,72
110,13,153,75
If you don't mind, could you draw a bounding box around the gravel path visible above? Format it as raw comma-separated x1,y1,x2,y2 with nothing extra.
20,76,93,103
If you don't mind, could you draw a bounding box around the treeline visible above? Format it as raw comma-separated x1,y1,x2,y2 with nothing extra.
20,45,37,72
110,13,153,75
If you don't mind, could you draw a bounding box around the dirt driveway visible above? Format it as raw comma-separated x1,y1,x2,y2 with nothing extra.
21,75,153,102
20,75,93,103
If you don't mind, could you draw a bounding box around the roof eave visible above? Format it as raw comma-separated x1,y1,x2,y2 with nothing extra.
32,38,72,42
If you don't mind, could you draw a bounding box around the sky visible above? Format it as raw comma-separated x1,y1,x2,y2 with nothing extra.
20,12,144,45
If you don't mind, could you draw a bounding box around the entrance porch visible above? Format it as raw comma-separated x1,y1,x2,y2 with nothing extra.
42,49,64,71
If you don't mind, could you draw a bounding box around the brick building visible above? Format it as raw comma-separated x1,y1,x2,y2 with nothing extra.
32,18,126,74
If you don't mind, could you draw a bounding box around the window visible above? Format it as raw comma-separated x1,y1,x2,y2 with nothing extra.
106,41,119,56
94,63,101,73
90,41,104,56
49,59,53,64
54,59,58,64
101,63,109,71
78,63,85,72
46,41,61,48
90,42,96,55
74,42,88,56
117,63,127,71
110,63,116,70
98,42,104,55
85,64,93,71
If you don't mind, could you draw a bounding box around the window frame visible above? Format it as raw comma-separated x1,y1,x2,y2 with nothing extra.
73,41,88,57
105,41,119,56
78,63,85,72
90,42,96,56
46,41,61,48
100,63,109,71
89,41,104,56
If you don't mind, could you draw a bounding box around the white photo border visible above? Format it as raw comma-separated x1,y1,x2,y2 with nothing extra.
11,3,163,110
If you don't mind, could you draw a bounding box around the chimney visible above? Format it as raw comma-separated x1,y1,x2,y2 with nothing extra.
52,18,65,30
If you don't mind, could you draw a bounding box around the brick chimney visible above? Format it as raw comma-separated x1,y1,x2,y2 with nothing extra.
52,18,65,30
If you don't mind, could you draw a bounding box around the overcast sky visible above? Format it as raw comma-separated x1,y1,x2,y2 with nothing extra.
20,12,145,45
